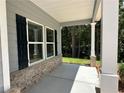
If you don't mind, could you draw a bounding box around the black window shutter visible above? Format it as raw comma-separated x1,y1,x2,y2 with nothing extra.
16,14,28,70
55,30,58,56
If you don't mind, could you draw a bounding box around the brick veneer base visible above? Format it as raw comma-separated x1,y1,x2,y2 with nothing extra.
10,55,62,93
6,88,21,93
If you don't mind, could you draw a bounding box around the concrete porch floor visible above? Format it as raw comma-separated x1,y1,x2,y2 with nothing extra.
26,63,100,93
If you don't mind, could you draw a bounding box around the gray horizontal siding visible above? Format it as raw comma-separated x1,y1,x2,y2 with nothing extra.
6,0,61,72
7,0,59,29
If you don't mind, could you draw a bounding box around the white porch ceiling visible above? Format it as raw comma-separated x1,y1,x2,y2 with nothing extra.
30,0,96,23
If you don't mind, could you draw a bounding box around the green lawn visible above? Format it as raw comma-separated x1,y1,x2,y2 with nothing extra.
63,57,101,65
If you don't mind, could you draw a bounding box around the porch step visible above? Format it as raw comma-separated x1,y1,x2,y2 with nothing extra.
70,81,96,93
75,66,100,87
70,66,100,93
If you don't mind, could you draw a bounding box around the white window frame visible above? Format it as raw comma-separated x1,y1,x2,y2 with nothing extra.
26,19,45,66
45,26,55,59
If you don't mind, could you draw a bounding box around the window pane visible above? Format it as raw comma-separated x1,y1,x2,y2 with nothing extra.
28,21,43,42
46,28,54,42
29,44,43,63
47,44,54,57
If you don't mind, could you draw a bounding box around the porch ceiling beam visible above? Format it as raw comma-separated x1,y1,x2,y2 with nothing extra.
60,19,91,27
92,0,101,22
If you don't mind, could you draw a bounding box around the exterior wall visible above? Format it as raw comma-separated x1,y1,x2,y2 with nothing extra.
0,45,4,93
6,0,61,72
10,55,62,92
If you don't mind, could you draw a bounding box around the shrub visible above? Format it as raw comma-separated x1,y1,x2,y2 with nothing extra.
119,63,124,84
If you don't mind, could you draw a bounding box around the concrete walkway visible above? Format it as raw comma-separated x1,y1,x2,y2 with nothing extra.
26,63,99,93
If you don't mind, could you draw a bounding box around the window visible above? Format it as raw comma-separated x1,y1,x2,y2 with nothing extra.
27,20,44,64
46,27,55,58
47,28,54,42
47,44,54,57
28,22,43,42
26,20,56,65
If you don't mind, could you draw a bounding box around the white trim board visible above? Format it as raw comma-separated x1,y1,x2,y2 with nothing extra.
0,0,10,92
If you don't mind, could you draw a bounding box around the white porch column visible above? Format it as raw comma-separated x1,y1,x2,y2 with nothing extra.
91,23,96,57
33,29,38,57
58,26,62,55
0,0,10,92
90,23,96,67
101,0,118,93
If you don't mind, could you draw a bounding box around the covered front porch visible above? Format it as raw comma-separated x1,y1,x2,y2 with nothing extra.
0,0,119,93
26,63,99,93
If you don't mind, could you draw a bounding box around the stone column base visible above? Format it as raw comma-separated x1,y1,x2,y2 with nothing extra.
90,56,96,67
6,88,21,93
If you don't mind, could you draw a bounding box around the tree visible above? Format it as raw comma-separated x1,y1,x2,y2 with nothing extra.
118,0,124,63
62,27,72,57
62,25,92,59
70,27,76,58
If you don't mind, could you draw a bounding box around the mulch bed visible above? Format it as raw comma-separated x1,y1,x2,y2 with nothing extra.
119,80,124,93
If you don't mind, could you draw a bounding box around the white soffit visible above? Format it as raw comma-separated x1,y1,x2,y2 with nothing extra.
30,0,95,23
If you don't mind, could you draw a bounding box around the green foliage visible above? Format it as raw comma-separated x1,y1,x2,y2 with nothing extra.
118,0,124,63
62,25,91,58
62,23,100,59
62,27,72,57
63,57,101,65
119,63,124,83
